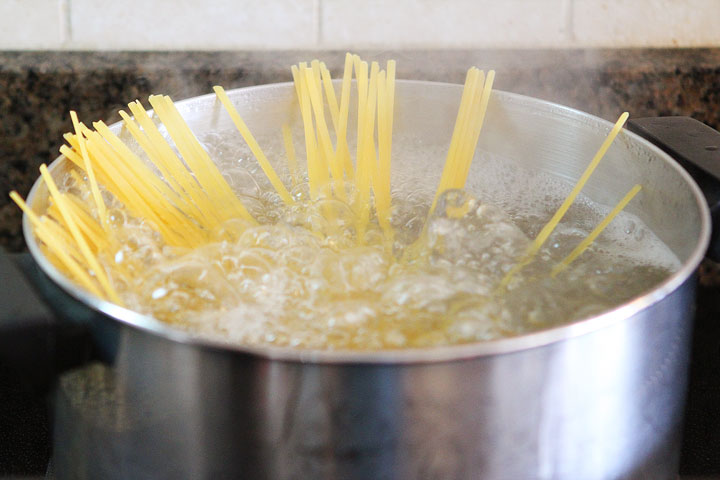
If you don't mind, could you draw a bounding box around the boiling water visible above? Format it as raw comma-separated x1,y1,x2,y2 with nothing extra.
53,130,680,350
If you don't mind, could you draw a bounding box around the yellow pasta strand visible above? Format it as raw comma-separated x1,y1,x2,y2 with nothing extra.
302,67,346,201
375,70,392,234
551,184,642,276
59,193,108,251
282,124,299,187
386,60,396,140
70,111,107,228
80,128,199,247
430,68,482,216
499,112,631,289
320,63,340,134
455,70,495,190
117,110,209,226
40,214,84,260
93,120,209,230
213,86,294,205
354,57,369,181
10,191,69,254
449,70,485,192
38,165,121,304
12,190,104,298
149,95,255,224
337,53,355,181
125,102,220,228
294,64,322,199
528,112,630,258
291,64,305,111
401,67,486,265
310,60,323,97
375,60,397,238
63,135,151,223
63,128,123,202
355,61,379,243
304,64,329,195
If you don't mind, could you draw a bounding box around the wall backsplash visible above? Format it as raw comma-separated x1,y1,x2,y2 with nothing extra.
2,0,720,50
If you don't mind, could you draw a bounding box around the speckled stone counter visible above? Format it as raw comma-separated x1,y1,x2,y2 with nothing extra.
2,49,720,251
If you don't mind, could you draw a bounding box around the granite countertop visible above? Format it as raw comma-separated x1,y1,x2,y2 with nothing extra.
2,49,720,252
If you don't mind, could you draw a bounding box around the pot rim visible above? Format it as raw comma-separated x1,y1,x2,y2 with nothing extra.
23,80,712,365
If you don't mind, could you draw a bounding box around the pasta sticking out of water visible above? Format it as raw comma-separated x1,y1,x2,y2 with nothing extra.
499,112,631,289
551,184,643,277
10,53,667,350
214,86,294,205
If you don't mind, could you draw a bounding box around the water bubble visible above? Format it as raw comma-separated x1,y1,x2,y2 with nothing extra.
47,143,682,350
152,288,168,299
108,208,127,228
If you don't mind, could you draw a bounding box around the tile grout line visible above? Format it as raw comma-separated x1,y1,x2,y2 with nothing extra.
315,0,322,48
59,0,72,48
564,0,576,45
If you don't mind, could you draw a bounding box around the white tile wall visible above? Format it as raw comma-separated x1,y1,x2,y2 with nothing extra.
69,0,317,50
1,0,719,50
321,0,568,48
573,0,720,47
0,0,64,49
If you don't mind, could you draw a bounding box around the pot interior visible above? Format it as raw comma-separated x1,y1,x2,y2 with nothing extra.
23,81,710,357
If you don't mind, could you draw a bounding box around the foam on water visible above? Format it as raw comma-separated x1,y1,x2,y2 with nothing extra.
47,130,682,350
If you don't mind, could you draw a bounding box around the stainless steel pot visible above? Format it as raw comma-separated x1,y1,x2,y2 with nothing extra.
15,81,715,479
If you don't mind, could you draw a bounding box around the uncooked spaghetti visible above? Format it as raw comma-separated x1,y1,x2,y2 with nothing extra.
9,53,662,349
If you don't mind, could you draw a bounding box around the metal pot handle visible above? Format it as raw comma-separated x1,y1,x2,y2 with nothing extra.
628,117,720,261
0,249,91,393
